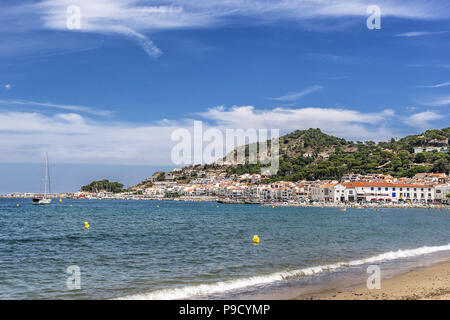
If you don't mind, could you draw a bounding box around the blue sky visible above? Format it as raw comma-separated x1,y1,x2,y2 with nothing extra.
0,0,449,192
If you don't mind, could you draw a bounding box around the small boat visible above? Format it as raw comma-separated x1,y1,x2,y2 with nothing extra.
32,152,52,205
32,198,52,205
338,208,347,211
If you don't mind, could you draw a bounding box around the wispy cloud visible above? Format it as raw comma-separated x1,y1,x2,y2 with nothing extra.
405,111,443,129
396,31,448,37
308,53,342,61
271,85,323,102
418,96,450,107
0,99,113,117
4,84,12,90
3,1,449,57
327,76,349,80
421,81,450,88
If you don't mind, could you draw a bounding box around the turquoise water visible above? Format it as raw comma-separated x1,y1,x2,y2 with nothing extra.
1,198,450,299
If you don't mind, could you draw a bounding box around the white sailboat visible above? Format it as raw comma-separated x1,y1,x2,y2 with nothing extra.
32,152,52,205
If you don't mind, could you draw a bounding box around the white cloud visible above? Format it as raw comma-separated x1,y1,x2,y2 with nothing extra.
198,105,397,141
0,99,113,117
0,104,421,165
0,111,177,165
421,81,450,88
405,111,443,128
0,99,447,165
271,85,323,102
3,1,449,57
112,26,162,58
396,31,448,37
419,96,450,107
4,84,12,90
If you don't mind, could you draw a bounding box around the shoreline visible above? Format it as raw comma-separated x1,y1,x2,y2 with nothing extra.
295,259,450,300
1,196,448,210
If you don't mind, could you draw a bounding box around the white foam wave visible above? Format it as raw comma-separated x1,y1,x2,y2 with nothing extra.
116,243,450,300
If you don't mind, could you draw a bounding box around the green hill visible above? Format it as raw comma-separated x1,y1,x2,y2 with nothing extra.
227,127,450,181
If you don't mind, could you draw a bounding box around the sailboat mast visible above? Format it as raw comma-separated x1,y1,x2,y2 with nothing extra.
44,152,51,195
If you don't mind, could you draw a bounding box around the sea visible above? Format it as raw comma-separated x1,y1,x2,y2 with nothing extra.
1,198,450,299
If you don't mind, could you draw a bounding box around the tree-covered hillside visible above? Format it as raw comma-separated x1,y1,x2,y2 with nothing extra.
227,128,450,181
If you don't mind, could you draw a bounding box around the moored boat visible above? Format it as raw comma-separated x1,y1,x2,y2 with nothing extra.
32,152,52,205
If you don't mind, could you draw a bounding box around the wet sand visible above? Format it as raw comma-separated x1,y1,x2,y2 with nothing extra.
297,261,450,300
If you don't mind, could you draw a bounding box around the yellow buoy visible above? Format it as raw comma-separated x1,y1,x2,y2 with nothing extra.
16,204,19,207
84,221,90,229
253,235,260,244
157,205,159,208
272,205,275,208
59,198,62,203
70,204,73,207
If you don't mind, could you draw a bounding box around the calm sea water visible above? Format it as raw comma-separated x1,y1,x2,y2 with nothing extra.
1,198,450,299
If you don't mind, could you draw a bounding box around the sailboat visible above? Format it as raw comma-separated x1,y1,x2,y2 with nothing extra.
32,152,52,205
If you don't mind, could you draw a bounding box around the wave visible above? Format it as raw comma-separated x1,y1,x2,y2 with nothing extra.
116,243,450,300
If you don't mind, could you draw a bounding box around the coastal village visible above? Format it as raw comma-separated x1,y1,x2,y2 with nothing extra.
88,171,450,205
4,128,449,207
5,170,449,207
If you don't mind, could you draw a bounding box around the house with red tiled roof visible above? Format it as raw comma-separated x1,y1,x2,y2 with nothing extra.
413,173,448,184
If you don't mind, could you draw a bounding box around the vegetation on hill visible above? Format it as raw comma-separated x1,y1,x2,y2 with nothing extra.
227,127,450,181
80,179,124,193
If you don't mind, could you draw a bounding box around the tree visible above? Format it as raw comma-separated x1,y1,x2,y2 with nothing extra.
391,156,402,170
80,180,124,193
414,152,426,163
398,150,410,162
432,159,449,174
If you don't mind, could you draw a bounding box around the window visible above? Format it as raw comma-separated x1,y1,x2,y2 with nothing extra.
428,193,431,197
385,188,388,191
371,187,374,191
400,188,402,191
378,187,381,191
393,187,396,191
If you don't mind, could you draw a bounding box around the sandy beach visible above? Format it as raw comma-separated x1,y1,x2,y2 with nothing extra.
297,261,450,300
